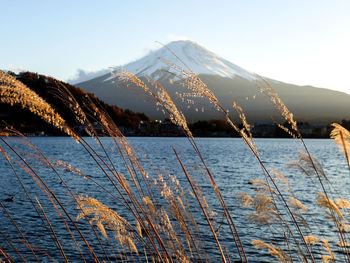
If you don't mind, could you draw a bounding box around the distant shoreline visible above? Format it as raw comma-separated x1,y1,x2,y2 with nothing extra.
13,135,332,139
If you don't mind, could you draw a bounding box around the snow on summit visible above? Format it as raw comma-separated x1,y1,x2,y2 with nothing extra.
122,40,256,80
70,40,257,84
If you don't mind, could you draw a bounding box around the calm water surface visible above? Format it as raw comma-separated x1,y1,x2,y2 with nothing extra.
0,137,348,262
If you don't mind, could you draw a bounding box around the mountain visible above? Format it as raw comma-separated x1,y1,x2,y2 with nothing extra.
76,40,350,124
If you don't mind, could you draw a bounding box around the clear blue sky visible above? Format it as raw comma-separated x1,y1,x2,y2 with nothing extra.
1,0,350,93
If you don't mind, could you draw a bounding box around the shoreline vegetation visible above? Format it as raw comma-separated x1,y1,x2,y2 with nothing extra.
1,63,350,263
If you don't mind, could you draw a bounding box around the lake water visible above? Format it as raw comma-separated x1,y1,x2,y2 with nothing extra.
0,137,349,262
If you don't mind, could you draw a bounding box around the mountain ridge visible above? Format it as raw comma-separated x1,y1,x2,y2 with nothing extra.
76,40,350,124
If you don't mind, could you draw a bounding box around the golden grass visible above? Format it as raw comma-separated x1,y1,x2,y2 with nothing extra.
317,192,344,220
0,70,78,140
1,62,350,263
288,197,308,212
321,239,336,263
304,235,320,245
331,123,350,169
251,239,288,263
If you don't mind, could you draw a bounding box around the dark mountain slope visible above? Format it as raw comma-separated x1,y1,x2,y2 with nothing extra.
77,73,350,124
1,72,150,134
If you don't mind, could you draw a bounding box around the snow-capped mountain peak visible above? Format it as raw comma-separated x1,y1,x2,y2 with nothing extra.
69,40,257,84
121,40,256,81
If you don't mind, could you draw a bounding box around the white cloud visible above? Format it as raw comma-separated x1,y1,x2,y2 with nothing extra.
4,65,26,74
66,68,112,84
167,34,191,42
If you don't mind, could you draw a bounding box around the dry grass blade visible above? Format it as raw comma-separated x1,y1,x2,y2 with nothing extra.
248,211,276,226
321,255,333,263
288,151,328,181
232,101,257,151
277,123,298,139
76,195,139,256
50,79,96,137
304,235,320,245
253,193,274,213
237,192,253,208
330,123,350,169
338,241,350,248
330,123,350,151
0,70,78,141
0,248,13,263
317,193,344,220
335,199,350,209
256,78,298,135
288,197,308,212
0,201,40,262
321,239,335,263
76,195,129,235
158,57,221,108
250,179,274,193
36,198,68,263
271,170,290,189
173,147,229,263
251,239,287,263
247,193,277,226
